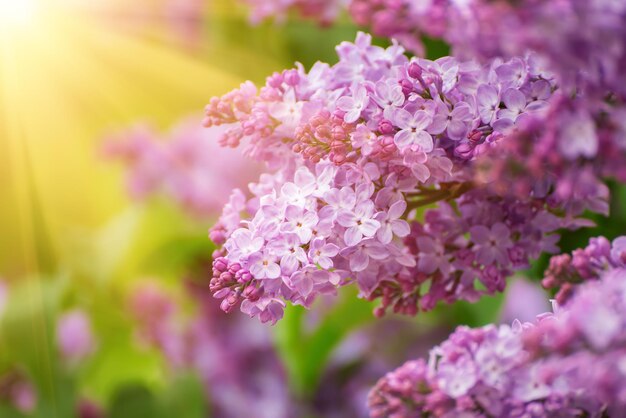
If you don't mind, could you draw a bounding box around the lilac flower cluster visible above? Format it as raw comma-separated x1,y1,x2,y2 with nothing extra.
56,310,96,364
104,120,259,218
347,1,626,215
0,371,37,414
239,0,626,205
543,235,626,304
204,32,615,324
369,238,626,417
240,0,344,25
253,0,625,96
347,0,626,95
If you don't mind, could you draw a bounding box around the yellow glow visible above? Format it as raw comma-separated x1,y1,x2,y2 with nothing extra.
0,0,259,278
0,0,38,29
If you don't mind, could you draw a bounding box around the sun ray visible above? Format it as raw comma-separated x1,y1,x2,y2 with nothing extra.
0,0,248,275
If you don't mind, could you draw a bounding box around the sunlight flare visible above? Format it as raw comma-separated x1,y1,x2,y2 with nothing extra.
0,0,39,29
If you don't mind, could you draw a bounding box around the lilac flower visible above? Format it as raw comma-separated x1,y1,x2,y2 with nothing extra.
470,223,513,266
249,251,281,279
416,236,450,275
227,229,264,259
340,239,389,271
375,174,417,207
495,58,528,89
543,236,626,304
374,200,410,244
337,202,381,246
372,80,405,117
269,89,305,129
497,88,531,125
272,234,308,274
392,108,433,152
281,205,318,244
290,266,330,298
429,101,474,140
308,238,339,269
280,168,317,207
350,124,379,156
477,84,500,124
337,85,369,123
322,187,357,218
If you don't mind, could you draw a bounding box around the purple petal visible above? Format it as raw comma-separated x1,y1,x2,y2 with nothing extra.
377,224,393,244
413,111,433,130
502,88,526,111
447,120,468,141
470,225,491,244
350,250,370,271
388,200,407,219
265,263,282,279
336,210,357,227
475,247,496,266
344,226,363,246
336,96,355,112
322,243,340,257
416,236,436,253
392,108,413,130
391,219,411,237
414,131,434,152
418,254,438,274
345,109,361,124
394,130,414,150
294,275,313,297
428,115,448,135
359,218,381,237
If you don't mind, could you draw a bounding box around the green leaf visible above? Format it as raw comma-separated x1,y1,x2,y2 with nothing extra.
158,374,207,418
79,335,164,403
0,278,76,418
274,287,376,398
109,385,159,418
0,404,27,418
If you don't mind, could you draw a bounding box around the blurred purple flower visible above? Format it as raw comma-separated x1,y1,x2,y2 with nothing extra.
56,310,96,363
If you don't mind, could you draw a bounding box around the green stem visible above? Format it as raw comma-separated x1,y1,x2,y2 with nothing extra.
406,182,473,211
